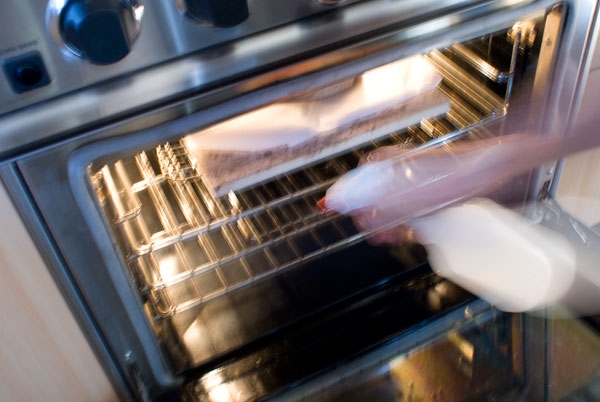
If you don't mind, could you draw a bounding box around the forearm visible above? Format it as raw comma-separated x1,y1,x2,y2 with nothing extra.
453,128,600,189
325,128,600,217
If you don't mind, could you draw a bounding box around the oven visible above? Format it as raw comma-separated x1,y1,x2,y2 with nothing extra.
1,0,598,401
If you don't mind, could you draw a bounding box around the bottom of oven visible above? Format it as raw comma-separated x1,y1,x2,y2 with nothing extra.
159,239,449,368
176,278,524,402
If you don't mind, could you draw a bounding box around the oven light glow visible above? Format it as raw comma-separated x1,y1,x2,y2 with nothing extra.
182,204,193,218
208,384,231,402
203,369,225,389
228,191,240,210
183,319,213,363
447,331,474,362
202,370,236,402
159,256,178,281
206,198,216,214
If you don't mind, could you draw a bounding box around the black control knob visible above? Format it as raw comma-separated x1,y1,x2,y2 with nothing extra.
59,0,140,64
178,0,249,27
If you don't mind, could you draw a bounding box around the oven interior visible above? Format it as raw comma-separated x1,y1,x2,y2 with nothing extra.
87,8,556,401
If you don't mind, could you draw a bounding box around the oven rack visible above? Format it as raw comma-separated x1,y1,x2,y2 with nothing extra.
94,52,507,320
446,43,513,84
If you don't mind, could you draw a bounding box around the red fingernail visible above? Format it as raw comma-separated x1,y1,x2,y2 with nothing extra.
317,197,337,215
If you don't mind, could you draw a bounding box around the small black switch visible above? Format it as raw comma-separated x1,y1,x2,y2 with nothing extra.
3,51,51,94
15,63,43,86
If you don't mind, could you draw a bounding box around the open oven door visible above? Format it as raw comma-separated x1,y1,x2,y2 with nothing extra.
3,0,600,401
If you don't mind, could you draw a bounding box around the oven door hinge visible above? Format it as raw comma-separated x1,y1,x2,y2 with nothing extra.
125,351,150,402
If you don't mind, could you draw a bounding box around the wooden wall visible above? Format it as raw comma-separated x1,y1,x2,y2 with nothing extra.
0,182,119,402
556,23,600,226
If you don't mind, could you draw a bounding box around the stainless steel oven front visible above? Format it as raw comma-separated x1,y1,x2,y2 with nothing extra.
1,0,598,401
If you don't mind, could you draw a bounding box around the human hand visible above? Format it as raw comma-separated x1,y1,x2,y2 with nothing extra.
321,141,509,245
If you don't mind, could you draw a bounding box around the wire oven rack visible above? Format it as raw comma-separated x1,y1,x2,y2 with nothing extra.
93,41,515,321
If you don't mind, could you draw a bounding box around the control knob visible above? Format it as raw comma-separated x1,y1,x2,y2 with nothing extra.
177,0,249,27
59,0,142,64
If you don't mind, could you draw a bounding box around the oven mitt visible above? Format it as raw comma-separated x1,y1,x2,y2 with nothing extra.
410,198,578,312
